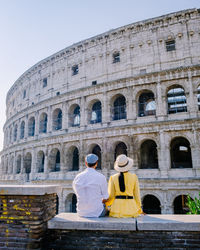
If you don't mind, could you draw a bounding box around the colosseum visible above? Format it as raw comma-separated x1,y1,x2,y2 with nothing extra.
1,8,200,214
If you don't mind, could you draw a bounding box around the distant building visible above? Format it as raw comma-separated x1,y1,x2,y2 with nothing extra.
1,8,200,214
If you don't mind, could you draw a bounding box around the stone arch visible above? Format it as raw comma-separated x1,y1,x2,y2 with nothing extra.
37,150,45,173
139,139,158,169
170,136,192,168
39,112,48,133
66,146,79,171
24,152,32,174
48,148,61,172
88,99,102,124
167,84,187,114
173,195,191,214
137,90,156,117
111,94,126,120
28,117,35,136
52,108,62,131
197,85,200,111
69,104,80,127
114,141,127,160
65,193,77,213
16,155,21,174
87,143,102,169
142,194,161,214
20,121,25,139
13,124,18,142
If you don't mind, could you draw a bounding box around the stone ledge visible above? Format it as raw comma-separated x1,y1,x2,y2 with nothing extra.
48,213,136,230
0,184,60,195
137,214,200,231
48,213,200,231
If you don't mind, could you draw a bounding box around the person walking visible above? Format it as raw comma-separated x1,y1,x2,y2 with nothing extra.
73,153,109,217
105,154,144,218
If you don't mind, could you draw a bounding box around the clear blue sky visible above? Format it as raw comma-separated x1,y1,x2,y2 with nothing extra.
0,0,199,151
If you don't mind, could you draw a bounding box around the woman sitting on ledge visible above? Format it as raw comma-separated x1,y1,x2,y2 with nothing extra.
104,154,144,218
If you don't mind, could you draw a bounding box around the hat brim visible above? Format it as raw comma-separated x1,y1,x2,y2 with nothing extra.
114,157,133,172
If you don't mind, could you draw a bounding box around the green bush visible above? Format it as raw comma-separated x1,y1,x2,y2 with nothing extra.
186,192,200,214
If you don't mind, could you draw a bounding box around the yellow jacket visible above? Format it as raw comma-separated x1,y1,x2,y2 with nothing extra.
106,172,143,218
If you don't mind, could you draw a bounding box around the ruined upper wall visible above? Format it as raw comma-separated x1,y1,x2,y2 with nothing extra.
6,8,200,119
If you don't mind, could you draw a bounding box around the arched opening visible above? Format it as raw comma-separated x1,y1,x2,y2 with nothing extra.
20,121,25,139
39,113,48,133
197,85,200,111
114,142,127,160
92,145,102,169
72,147,79,171
90,101,102,124
28,117,35,136
167,86,187,114
173,195,190,214
170,137,192,168
112,95,126,120
49,149,61,172
52,108,62,131
56,195,59,215
37,151,45,173
14,124,18,142
24,153,32,174
16,155,21,174
143,195,161,214
65,193,77,213
69,105,80,127
140,140,158,169
138,91,156,117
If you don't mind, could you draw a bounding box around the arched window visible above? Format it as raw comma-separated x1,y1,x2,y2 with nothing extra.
52,109,62,131
24,153,32,174
73,106,80,126
112,95,126,120
143,195,161,214
92,145,102,169
173,195,190,214
167,86,187,114
49,149,61,172
140,140,158,169
114,142,127,160
20,121,25,139
170,137,192,168
90,101,102,124
65,193,77,213
197,85,200,111
28,117,35,136
138,91,156,117
37,151,45,173
14,124,18,142
72,147,79,171
39,113,48,133
16,155,21,174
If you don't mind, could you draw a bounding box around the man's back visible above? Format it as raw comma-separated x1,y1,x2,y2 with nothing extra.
73,168,108,217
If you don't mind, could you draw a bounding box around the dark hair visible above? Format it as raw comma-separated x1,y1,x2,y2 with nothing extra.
87,162,97,168
119,172,125,192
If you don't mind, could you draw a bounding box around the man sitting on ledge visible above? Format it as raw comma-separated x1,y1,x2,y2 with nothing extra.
73,154,109,217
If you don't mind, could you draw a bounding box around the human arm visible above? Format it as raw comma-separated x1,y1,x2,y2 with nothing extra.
105,176,115,207
134,175,143,214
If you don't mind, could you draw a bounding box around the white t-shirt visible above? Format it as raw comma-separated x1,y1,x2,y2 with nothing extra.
72,167,109,217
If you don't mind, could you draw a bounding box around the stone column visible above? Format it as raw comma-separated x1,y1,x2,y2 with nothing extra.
60,143,66,173
35,111,39,137
156,80,166,120
47,105,52,133
25,115,29,138
31,148,36,176
20,151,24,174
158,131,170,177
80,96,86,128
191,129,200,176
62,101,69,130
187,71,197,116
79,138,86,171
44,147,49,175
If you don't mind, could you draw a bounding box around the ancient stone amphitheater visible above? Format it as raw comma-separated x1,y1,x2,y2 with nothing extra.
1,8,200,214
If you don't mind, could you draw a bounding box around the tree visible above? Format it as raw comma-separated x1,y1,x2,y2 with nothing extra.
187,192,200,214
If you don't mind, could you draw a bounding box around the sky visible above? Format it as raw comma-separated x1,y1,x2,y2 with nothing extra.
0,0,199,151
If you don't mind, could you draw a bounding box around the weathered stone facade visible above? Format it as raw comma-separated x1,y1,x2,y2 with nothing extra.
1,8,200,214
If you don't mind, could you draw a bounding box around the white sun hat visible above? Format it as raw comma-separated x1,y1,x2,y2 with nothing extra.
114,154,133,172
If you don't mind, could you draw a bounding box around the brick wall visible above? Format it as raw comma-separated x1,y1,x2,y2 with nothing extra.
0,193,56,249
46,230,200,249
